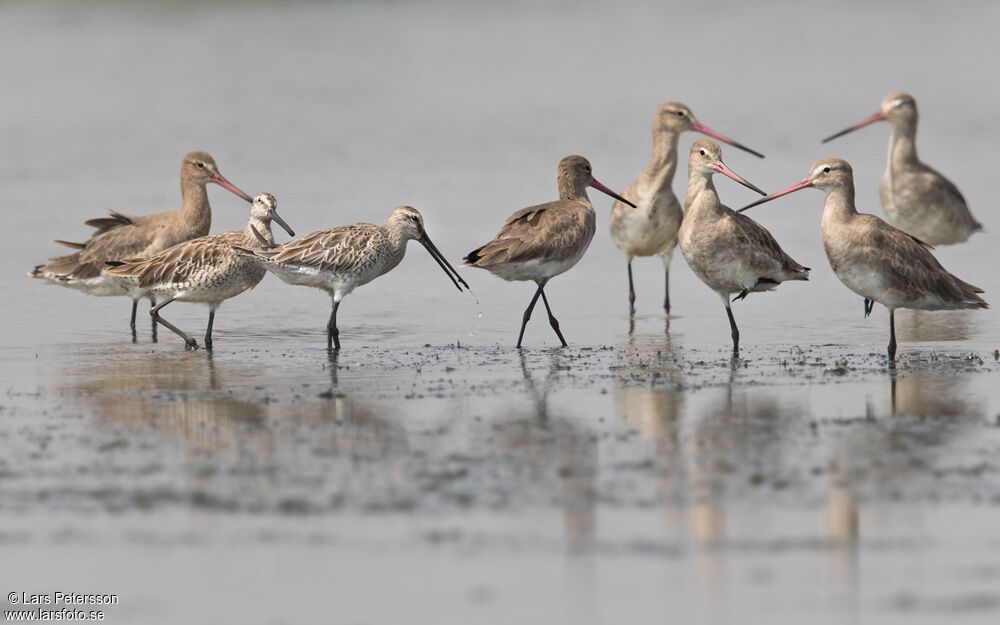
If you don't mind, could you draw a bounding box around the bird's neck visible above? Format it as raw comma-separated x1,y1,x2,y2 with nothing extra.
180,179,212,235
821,186,858,229
887,122,919,170
684,172,720,214
645,127,680,190
382,220,412,249
559,186,591,204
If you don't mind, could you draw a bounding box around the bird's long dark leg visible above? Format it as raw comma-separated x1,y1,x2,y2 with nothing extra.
663,266,671,315
129,300,138,341
516,284,544,348
726,304,740,354
864,298,873,317
539,286,568,347
627,260,636,315
204,310,215,351
887,309,897,361
327,300,341,350
661,255,672,331
150,297,157,342
149,297,197,350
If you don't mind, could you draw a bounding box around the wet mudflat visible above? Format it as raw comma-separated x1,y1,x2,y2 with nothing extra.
3,332,1000,624
4,1,1000,623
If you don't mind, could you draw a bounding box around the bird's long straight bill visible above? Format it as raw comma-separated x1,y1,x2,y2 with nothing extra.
589,178,636,208
271,210,296,237
821,110,887,144
737,177,814,213
715,162,767,196
212,172,254,202
693,121,766,159
420,234,469,291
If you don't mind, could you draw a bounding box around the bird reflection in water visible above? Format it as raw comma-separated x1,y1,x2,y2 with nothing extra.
516,349,598,551
49,348,411,512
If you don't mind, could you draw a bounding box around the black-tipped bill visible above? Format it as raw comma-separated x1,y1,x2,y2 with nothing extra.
590,178,636,208
270,210,295,237
715,161,766,196
693,121,766,159
419,232,469,292
212,172,253,203
737,177,814,213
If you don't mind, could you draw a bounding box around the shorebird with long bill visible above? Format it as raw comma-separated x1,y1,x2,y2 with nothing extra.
233,206,467,350
738,158,987,360
678,140,809,354
29,152,253,337
610,102,765,316
105,192,295,350
821,93,981,245
463,155,635,348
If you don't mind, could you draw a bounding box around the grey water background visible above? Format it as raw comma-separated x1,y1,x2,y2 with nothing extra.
2,1,1000,624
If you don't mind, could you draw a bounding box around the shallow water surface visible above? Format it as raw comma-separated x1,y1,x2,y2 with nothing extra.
2,1,1000,624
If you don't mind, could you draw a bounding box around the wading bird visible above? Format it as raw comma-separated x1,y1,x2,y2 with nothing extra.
610,102,764,315
739,158,987,359
822,93,981,245
463,155,634,347
105,192,294,350
29,152,253,337
678,140,809,353
233,205,466,350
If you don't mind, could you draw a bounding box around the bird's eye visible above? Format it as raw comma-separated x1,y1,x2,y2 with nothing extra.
676,111,684,117
699,149,706,156
823,167,830,173
196,162,205,169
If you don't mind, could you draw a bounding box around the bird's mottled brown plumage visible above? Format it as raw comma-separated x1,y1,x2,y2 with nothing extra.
105,192,289,307
252,224,396,278
233,206,466,349
29,152,251,297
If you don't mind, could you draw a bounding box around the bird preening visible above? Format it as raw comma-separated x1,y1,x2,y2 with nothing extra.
27,93,989,360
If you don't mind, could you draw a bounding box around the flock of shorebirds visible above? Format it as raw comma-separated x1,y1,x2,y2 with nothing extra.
30,92,987,360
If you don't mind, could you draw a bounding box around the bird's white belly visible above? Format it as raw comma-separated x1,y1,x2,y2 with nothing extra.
611,209,679,259
831,262,904,308
265,263,366,300
62,272,129,297
488,252,585,283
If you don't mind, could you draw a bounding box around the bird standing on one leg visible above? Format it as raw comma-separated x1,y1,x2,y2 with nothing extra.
739,158,987,360
678,140,809,354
